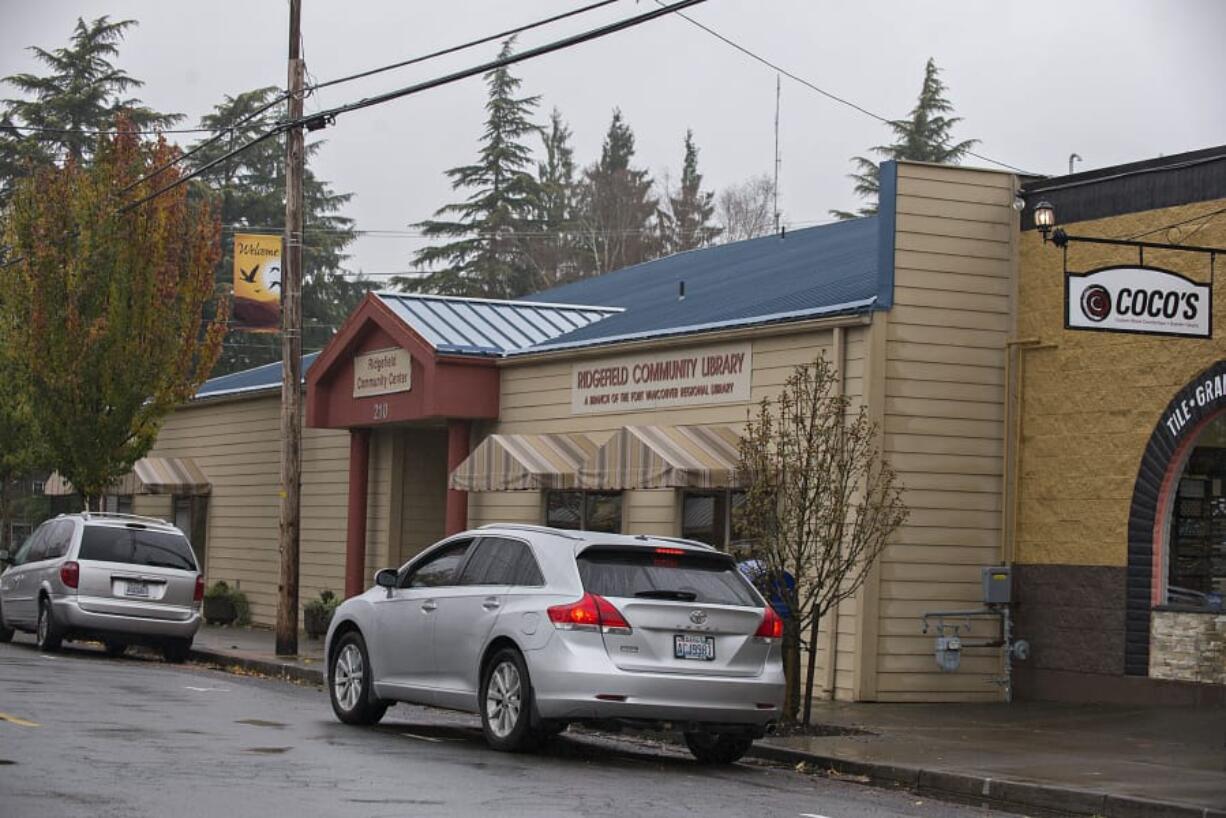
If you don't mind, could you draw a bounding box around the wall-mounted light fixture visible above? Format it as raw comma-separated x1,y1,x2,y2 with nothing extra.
1033,201,1222,264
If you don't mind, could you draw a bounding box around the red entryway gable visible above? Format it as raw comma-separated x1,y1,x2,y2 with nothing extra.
305,292,499,429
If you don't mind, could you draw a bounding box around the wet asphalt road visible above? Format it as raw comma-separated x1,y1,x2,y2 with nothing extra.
0,636,1003,818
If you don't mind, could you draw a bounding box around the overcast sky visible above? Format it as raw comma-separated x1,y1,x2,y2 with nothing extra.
4,0,1224,281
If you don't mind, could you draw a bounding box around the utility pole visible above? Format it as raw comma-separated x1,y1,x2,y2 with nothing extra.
276,0,304,657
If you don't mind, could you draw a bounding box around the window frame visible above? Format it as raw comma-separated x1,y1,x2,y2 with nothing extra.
680,489,748,549
544,490,624,534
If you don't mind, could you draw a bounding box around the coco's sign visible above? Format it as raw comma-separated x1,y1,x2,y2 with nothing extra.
1066,266,1211,338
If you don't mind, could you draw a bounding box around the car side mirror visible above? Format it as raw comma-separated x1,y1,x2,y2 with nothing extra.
0,550,10,567
375,568,398,598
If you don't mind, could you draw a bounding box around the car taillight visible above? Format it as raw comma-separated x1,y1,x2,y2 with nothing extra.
193,574,204,603
59,561,79,589
754,605,784,640
547,593,632,635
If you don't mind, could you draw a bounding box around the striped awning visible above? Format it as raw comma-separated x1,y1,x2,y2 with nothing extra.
449,433,597,492
580,425,744,490
44,457,211,497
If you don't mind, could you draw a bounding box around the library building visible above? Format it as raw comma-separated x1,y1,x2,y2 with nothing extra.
64,145,1226,704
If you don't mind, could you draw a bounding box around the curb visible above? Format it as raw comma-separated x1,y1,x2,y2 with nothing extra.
190,647,324,686
747,743,1225,818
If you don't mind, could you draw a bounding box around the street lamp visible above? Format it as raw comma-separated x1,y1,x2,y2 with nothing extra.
1033,200,1056,240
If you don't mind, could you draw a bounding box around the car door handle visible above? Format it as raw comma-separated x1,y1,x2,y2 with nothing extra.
482,597,501,611
420,600,437,613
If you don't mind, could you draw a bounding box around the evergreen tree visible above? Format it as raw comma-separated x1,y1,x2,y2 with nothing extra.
832,58,978,219
576,108,660,274
188,87,365,375
663,129,721,253
405,39,542,299
526,108,582,285
0,17,181,204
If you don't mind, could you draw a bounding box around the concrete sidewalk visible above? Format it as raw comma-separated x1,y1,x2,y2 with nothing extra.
189,625,1225,817
757,701,1226,817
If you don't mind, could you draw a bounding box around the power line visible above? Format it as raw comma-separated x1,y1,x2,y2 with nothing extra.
0,123,241,137
122,0,707,212
1122,204,1226,242
286,0,708,128
307,0,621,94
654,0,1031,176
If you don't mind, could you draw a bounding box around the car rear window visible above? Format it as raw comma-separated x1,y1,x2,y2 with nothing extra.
79,526,197,572
577,547,760,607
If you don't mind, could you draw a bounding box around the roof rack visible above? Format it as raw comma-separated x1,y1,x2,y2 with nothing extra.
80,511,174,527
478,523,585,541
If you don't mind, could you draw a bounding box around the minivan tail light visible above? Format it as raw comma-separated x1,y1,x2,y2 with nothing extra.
193,574,204,603
59,560,79,589
754,605,784,640
548,593,632,635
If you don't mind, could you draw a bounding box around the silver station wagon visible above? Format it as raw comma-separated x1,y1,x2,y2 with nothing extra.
325,524,785,763
0,512,203,661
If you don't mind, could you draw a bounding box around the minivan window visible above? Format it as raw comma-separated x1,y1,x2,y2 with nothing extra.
79,526,197,571
44,521,73,559
578,548,760,607
26,525,51,563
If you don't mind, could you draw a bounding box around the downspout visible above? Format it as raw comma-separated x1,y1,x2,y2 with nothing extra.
823,326,845,699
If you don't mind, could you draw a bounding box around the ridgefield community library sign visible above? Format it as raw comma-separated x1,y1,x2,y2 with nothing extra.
571,342,751,414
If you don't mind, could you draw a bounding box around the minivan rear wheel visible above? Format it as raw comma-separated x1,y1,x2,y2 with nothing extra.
36,597,63,652
162,638,191,663
328,631,387,725
684,731,754,764
103,640,128,658
480,647,540,752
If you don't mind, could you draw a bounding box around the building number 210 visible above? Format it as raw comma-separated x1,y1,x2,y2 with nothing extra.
373,401,389,421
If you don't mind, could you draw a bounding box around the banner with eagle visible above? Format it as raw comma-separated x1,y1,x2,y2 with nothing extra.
233,233,283,333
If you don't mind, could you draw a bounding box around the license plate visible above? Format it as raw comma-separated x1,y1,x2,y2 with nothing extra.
674,633,715,661
125,581,150,598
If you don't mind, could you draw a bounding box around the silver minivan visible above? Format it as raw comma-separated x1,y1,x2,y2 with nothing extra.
0,512,203,661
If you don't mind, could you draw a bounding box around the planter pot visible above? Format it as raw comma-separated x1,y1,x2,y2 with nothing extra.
304,606,334,639
203,595,237,626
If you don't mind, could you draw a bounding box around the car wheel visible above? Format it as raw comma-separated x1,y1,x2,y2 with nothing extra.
684,732,754,764
162,638,191,663
328,631,387,725
103,640,128,658
0,599,13,644
36,596,63,652
480,647,540,753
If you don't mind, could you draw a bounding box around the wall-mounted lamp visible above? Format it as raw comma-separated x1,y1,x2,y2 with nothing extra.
1033,200,1056,239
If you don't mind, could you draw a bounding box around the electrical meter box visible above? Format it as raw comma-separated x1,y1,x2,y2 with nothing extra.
982,566,1011,604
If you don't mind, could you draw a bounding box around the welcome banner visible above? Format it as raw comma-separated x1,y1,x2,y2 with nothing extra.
232,233,283,333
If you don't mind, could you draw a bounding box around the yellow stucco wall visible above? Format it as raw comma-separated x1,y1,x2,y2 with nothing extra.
1016,198,1226,568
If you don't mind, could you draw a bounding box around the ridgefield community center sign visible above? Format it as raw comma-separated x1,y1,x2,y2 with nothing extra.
1066,265,1211,338
571,342,751,415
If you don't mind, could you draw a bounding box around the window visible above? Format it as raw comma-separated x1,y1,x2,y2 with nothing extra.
26,524,52,563
1166,416,1226,607
577,547,760,607
681,490,747,549
13,527,43,565
79,526,197,571
43,520,73,559
545,491,623,534
101,495,133,514
459,537,544,586
402,540,472,589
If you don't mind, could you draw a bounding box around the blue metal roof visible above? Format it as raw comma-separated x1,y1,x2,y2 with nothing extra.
375,293,621,355
525,217,881,351
195,352,320,400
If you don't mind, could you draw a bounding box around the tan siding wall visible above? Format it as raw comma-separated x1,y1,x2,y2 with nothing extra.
478,324,869,701
874,161,1018,702
149,394,357,626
